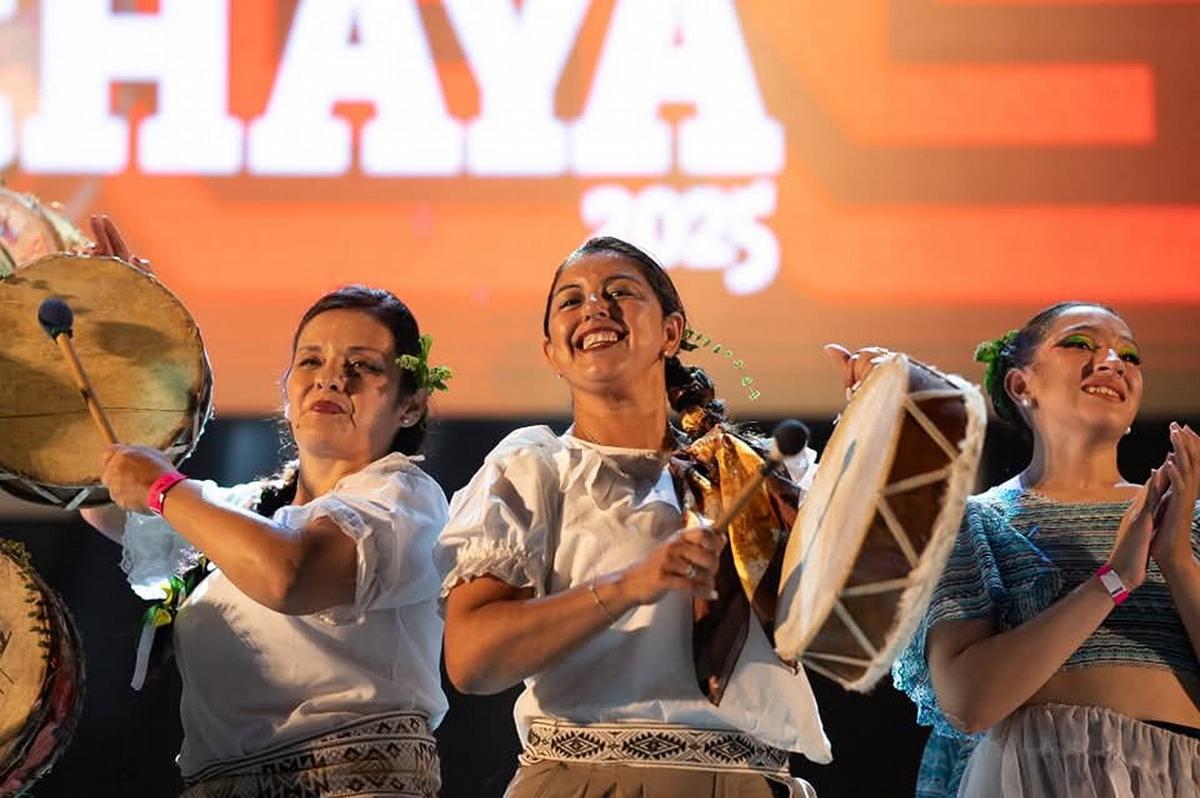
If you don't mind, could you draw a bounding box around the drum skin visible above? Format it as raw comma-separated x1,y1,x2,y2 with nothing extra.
0,254,212,508
776,355,986,691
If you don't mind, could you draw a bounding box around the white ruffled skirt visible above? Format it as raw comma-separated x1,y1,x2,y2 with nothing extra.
959,703,1199,797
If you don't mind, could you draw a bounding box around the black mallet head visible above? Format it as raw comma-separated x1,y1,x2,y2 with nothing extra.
38,297,74,340
772,419,811,458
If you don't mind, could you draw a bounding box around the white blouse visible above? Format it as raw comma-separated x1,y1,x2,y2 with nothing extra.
435,426,831,763
121,453,449,778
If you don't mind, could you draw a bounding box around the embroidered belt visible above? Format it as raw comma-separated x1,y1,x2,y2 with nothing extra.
520,718,791,777
182,711,439,798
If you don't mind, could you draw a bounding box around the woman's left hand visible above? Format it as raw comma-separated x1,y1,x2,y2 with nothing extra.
100,444,177,513
88,214,152,272
1151,422,1200,576
824,344,892,396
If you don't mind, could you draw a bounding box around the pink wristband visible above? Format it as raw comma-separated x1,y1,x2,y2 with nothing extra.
1095,564,1130,606
147,471,187,515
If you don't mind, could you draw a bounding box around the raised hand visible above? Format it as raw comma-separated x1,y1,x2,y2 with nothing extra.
1151,423,1200,576
1108,466,1170,590
824,344,892,397
88,214,152,271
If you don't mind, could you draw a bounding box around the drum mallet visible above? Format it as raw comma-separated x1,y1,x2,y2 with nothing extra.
710,419,810,534
37,297,119,445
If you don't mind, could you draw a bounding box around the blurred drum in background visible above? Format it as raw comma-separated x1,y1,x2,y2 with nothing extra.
0,542,84,795
0,188,91,275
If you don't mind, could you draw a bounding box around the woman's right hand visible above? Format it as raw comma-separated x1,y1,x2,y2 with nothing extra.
1107,466,1170,590
616,525,724,605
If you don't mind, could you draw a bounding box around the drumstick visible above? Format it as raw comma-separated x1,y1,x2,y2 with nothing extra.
710,419,810,534
37,298,118,445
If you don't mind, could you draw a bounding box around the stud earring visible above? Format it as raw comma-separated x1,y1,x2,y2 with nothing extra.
1124,426,1132,436
1020,398,1032,408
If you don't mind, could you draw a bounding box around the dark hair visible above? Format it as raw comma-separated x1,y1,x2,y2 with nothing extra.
542,236,727,439
977,300,1121,433
288,284,427,456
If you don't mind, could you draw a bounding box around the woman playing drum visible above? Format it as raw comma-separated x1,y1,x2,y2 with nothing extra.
79,218,451,797
437,236,883,797
894,302,1200,796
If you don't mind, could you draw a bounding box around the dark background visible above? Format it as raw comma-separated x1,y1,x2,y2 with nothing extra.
1,414,1194,797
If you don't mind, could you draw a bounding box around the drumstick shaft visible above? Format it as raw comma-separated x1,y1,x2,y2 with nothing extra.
710,464,772,534
53,335,118,445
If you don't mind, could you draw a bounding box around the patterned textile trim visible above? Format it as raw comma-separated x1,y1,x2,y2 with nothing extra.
519,718,791,778
181,712,439,798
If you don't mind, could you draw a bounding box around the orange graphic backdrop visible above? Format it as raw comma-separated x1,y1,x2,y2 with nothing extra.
2,0,1198,416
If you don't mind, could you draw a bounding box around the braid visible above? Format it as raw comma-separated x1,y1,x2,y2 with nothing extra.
253,462,299,518
665,356,728,441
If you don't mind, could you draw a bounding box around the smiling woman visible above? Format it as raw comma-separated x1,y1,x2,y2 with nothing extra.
434,236,861,798
893,301,1200,797
79,218,451,798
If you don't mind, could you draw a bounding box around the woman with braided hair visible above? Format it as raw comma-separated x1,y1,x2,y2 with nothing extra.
893,301,1200,796
437,236,883,797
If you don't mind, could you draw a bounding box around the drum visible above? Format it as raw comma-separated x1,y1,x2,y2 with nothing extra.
0,543,84,794
0,188,90,274
775,354,985,691
0,254,213,509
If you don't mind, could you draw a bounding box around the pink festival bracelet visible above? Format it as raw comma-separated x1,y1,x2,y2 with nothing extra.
147,471,188,516
1095,564,1131,606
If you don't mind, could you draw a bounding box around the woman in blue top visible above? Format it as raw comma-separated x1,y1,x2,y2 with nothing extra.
894,301,1200,797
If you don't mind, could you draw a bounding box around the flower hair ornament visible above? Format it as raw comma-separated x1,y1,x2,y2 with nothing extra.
396,334,453,392
974,329,1019,403
681,327,761,401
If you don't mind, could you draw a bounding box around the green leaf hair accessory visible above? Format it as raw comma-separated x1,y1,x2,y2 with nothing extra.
396,333,453,393
974,329,1019,401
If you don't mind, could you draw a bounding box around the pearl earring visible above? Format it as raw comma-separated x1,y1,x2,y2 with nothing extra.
1020,398,1032,408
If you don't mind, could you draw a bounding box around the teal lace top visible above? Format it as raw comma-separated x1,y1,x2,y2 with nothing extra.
892,483,1200,797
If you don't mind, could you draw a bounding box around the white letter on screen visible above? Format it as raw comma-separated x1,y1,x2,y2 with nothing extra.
23,0,241,174
571,0,783,176
248,0,462,176
445,0,588,175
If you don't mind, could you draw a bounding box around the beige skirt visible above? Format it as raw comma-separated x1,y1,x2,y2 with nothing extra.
505,760,815,798
959,702,1200,798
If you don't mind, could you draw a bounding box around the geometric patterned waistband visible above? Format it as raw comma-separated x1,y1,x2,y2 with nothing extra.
181,711,440,798
519,718,791,777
